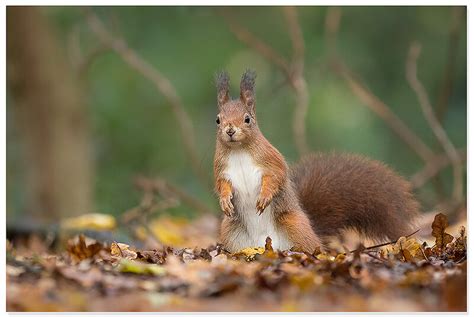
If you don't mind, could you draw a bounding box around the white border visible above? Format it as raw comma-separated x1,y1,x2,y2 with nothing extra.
2,2,471,317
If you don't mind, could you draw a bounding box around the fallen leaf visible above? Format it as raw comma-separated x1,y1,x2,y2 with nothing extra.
6,265,25,277
110,242,137,260
149,217,187,246
66,235,104,263
61,213,116,231
118,259,166,276
233,247,265,260
58,266,103,288
431,213,454,251
137,250,166,264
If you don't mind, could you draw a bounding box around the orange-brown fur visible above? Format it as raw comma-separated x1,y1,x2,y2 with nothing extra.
291,152,420,244
213,70,419,252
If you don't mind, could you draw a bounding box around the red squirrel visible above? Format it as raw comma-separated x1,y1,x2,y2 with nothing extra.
214,70,419,253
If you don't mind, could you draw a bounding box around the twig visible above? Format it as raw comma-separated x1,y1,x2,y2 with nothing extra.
134,176,215,215
68,23,110,78
406,41,463,203
220,9,291,77
420,245,430,262
78,45,110,77
220,7,310,155
83,8,209,188
363,250,388,263
410,148,466,189
348,229,420,254
456,255,466,264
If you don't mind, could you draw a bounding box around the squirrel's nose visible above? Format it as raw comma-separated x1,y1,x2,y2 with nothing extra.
226,129,236,137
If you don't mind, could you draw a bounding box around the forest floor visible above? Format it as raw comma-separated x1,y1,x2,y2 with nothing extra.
6,212,467,312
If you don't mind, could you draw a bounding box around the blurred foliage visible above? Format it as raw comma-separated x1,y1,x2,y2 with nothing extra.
7,6,466,220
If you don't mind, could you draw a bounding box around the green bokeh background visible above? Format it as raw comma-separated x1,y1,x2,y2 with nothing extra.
7,6,467,221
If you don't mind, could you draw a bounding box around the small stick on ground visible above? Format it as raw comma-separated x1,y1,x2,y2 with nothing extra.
348,229,420,254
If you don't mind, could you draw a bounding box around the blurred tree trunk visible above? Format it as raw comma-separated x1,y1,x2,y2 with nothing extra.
7,7,93,223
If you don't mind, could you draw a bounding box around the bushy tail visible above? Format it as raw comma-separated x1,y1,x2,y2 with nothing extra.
290,152,420,244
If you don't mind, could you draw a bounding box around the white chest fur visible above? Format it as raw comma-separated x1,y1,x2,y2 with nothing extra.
223,151,291,251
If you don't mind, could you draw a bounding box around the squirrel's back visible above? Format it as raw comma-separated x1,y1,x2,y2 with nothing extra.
291,152,420,243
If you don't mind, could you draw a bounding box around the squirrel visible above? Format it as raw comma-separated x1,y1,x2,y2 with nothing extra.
213,69,420,253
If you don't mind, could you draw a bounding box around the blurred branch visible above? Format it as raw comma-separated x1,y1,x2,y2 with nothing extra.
78,45,110,77
283,7,304,74
324,8,465,212
133,176,215,216
121,182,179,224
331,61,435,162
83,8,209,188
121,175,215,245
406,41,463,203
410,148,466,189
68,23,110,77
220,7,310,155
283,7,310,156
435,7,463,122
430,7,464,199
324,7,342,59
221,9,291,77
324,8,434,163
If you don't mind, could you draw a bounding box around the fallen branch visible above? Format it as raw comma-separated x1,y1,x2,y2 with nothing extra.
83,8,209,188
406,41,463,202
348,229,420,254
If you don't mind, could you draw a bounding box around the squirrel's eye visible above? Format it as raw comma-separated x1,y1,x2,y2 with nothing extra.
216,117,220,125
244,115,251,124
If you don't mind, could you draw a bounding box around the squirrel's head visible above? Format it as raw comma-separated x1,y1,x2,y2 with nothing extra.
215,70,259,147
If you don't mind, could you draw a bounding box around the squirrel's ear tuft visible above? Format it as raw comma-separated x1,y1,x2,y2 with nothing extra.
216,71,230,108
240,69,256,114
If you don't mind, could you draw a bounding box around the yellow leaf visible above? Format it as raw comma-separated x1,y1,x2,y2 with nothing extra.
149,217,187,247
134,226,148,241
233,247,265,260
118,259,166,276
385,236,422,261
316,253,335,261
335,253,346,262
61,213,116,231
289,271,317,291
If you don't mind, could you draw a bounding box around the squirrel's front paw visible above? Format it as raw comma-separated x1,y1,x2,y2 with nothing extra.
256,193,272,215
219,194,234,217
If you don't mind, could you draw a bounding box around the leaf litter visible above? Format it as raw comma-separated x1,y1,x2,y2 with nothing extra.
6,212,466,312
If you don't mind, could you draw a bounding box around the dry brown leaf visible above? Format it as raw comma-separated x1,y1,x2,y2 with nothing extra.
431,213,454,251
110,242,137,260
66,235,104,263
